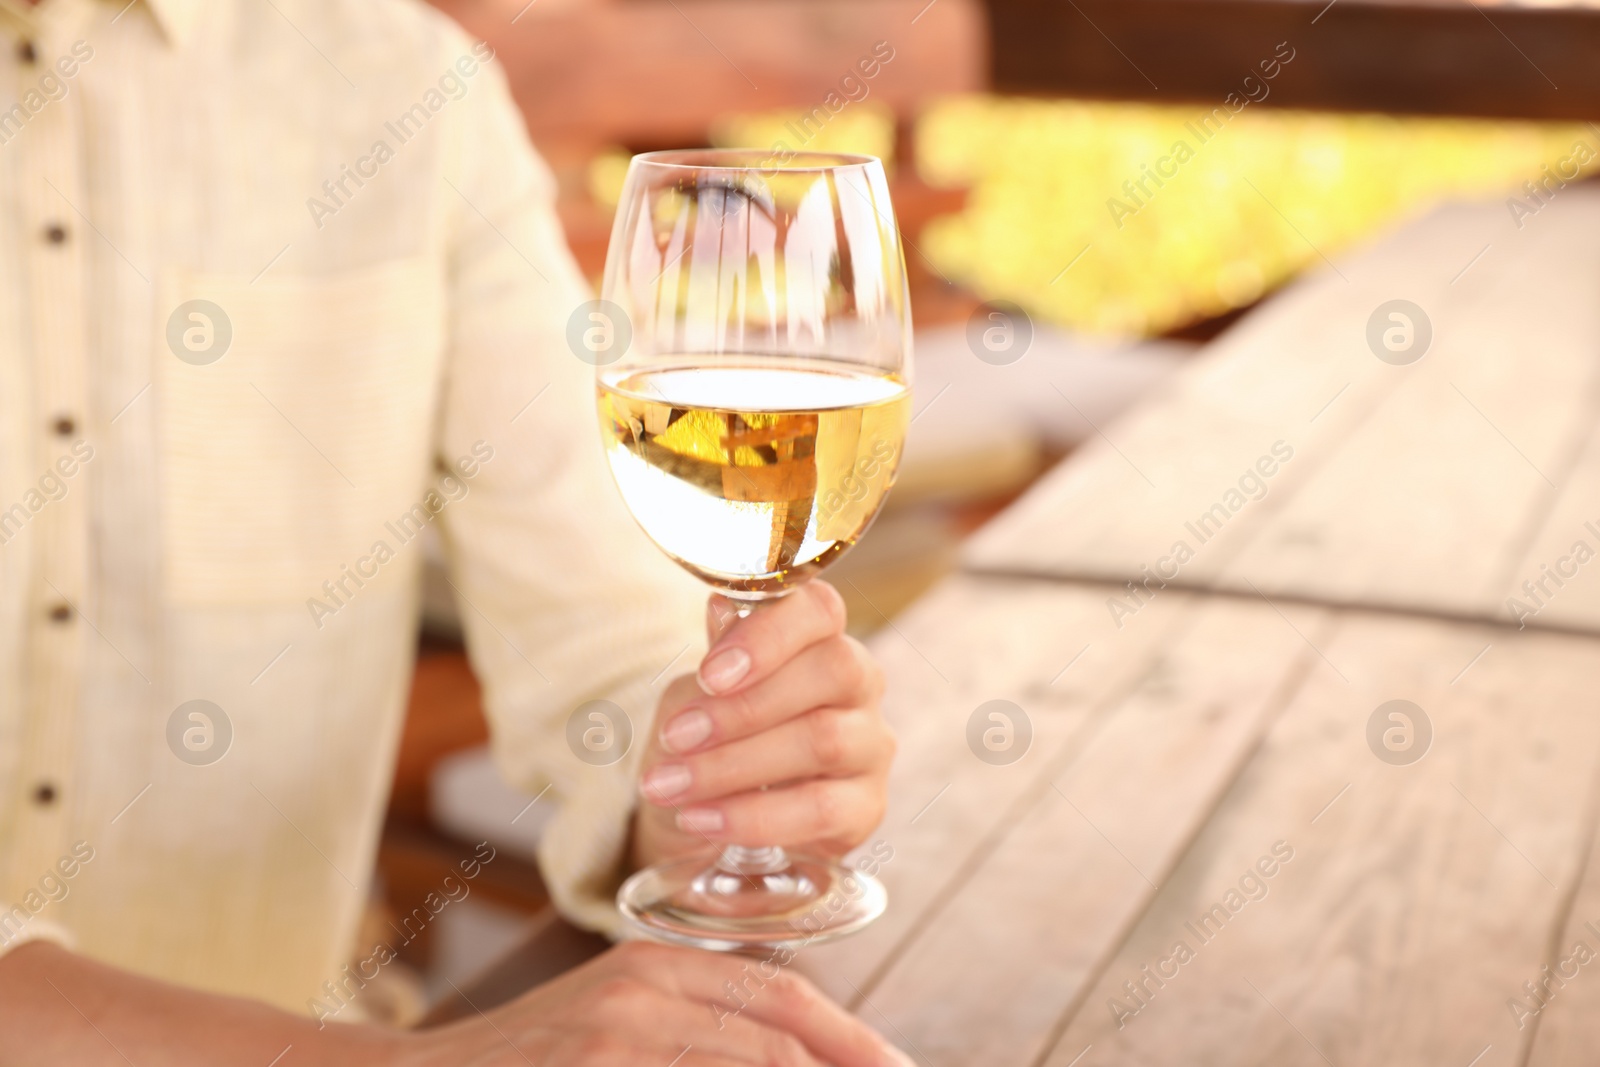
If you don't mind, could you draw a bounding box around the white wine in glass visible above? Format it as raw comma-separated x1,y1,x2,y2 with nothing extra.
599,151,912,950
598,361,909,592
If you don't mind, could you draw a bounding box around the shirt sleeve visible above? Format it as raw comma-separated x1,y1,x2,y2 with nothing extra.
429,33,706,936
0,917,74,961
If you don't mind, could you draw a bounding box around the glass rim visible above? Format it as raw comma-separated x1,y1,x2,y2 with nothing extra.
628,148,883,174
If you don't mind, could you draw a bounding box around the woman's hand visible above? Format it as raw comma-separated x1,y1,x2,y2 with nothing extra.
632,582,894,869
411,940,914,1066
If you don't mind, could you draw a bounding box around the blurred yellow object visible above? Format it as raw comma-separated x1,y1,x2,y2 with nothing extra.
915,96,1600,338
588,147,633,211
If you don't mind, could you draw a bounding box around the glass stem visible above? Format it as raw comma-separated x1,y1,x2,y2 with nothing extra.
717,844,790,876
714,596,788,878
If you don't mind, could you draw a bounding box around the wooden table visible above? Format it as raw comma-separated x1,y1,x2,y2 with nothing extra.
451,190,1600,1065
802,189,1600,1066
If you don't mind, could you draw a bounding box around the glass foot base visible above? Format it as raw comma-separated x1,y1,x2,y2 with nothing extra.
618,849,887,952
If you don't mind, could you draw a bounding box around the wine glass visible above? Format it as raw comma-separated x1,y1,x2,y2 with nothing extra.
594,149,912,950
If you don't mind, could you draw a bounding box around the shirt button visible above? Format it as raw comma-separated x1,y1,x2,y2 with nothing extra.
17,40,35,65
32,782,56,806
47,603,72,623
52,415,76,436
43,223,67,245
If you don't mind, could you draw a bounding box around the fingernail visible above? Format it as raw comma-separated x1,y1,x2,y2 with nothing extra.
676,808,724,834
886,1047,917,1067
699,647,751,693
661,709,712,753
641,763,691,802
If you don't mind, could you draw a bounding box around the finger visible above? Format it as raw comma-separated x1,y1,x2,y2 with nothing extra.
579,975,823,1066
614,947,908,1067
619,944,911,1067
642,708,890,808
536,1036,754,1067
657,635,880,756
697,582,846,696
675,1055,786,1067
499,967,784,1067
707,594,742,645
677,778,886,851
655,672,708,735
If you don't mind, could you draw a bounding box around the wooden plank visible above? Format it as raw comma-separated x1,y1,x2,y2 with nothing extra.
990,0,1600,122
422,911,611,1026
795,575,1194,1006
1206,192,1600,620
432,0,987,158
388,647,488,822
1496,414,1600,635
1525,734,1600,1065
832,595,1328,1066
377,821,549,926
964,198,1501,588
1037,613,1600,1066
966,190,1600,632
373,820,548,976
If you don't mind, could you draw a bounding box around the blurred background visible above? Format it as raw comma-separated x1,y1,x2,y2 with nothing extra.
362,0,1600,1024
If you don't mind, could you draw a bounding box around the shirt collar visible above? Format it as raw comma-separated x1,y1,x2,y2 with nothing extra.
0,0,201,48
